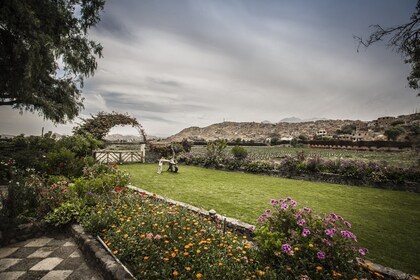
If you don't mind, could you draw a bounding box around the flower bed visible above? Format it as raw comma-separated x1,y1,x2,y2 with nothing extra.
81,190,385,279
178,153,420,192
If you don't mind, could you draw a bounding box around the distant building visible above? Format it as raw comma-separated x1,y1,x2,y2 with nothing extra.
377,116,395,127
316,129,327,136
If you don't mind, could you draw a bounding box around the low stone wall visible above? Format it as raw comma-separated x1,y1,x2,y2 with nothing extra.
70,224,135,280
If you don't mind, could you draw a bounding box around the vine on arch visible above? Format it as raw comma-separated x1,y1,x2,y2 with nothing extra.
73,111,147,142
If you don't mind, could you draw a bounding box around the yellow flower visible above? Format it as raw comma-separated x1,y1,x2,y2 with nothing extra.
173,271,179,277
116,229,121,233
196,249,201,254
309,243,314,248
258,270,265,276
140,234,145,238
265,266,270,270
204,247,209,251
294,247,299,251
196,273,203,278
124,233,129,238
218,262,223,267
113,250,118,255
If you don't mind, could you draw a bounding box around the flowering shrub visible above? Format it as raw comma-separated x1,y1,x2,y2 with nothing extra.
0,158,16,183
82,192,278,279
254,197,377,279
178,152,420,189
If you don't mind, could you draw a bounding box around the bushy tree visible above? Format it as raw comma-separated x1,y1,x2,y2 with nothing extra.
231,145,248,160
0,0,105,123
384,126,405,141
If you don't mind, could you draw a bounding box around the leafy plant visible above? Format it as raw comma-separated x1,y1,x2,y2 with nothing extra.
44,198,85,227
231,145,248,160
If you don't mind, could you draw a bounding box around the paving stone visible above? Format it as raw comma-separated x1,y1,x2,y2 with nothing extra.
0,247,18,258
8,247,38,258
0,259,21,272
63,241,76,247
30,257,63,271
0,271,26,280
27,247,56,258
19,270,48,279
25,238,53,248
5,258,41,272
55,257,84,270
48,246,76,258
40,270,73,280
68,251,81,258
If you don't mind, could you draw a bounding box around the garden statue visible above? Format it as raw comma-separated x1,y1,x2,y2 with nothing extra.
157,157,178,174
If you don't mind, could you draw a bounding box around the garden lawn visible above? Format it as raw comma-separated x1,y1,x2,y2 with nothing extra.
121,163,420,276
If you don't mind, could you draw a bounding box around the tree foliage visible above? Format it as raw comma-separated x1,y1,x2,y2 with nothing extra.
384,126,405,141
0,0,105,123
73,111,147,141
355,1,420,96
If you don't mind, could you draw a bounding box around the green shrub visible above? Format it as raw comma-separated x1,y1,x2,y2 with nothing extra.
44,198,85,227
231,145,248,160
46,147,84,177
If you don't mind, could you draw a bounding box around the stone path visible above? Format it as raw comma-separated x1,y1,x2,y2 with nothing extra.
0,232,103,280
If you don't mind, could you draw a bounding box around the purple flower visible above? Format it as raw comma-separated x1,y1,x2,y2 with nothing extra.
270,199,278,205
265,209,272,213
358,248,369,256
302,228,311,237
248,225,255,230
290,200,298,207
341,230,357,241
344,221,352,228
330,213,338,219
281,204,289,210
297,219,306,226
324,229,335,237
303,207,311,212
322,238,332,246
317,251,326,260
281,243,292,253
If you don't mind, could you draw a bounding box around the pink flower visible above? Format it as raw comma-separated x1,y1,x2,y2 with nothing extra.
146,232,153,239
154,234,162,240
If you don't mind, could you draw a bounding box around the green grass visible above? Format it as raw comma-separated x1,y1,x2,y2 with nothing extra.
121,163,420,276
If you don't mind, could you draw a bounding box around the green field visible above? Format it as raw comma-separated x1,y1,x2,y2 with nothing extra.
121,163,420,275
191,145,417,167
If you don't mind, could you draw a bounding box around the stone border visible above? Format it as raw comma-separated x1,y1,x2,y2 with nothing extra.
128,185,419,280
70,224,136,280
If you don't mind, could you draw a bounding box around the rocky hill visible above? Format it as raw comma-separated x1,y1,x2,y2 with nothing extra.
165,113,419,143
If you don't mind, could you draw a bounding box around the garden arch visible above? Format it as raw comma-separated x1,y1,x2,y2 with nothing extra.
73,112,148,163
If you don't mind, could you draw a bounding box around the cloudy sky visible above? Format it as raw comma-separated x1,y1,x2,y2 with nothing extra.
1,0,419,137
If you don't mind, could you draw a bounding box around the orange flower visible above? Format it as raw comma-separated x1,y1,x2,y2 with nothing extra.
258,270,265,276
196,273,203,278
316,266,323,271
184,252,189,256
171,253,177,258
143,256,149,260
196,249,201,254
218,262,223,267
294,247,299,251
185,267,191,271
173,271,179,277
163,257,169,261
